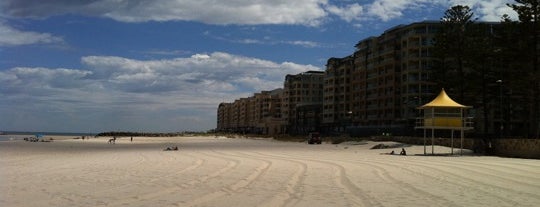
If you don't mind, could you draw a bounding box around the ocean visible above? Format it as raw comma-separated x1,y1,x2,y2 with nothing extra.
0,132,96,141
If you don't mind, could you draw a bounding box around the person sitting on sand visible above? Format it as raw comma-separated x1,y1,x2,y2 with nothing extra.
164,146,178,151
400,148,407,155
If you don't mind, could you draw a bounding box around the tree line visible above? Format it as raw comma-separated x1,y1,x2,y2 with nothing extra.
432,0,539,140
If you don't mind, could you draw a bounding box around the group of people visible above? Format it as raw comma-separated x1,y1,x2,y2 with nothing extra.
107,136,134,144
104,136,178,151
383,148,407,156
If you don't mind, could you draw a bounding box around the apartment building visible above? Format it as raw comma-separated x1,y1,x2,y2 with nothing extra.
323,56,354,131
283,71,325,134
217,89,285,135
219,21,444,135
252,89,286,135
323,21,439,135
218,21,527,137
397,22,439,128
217,102,232,131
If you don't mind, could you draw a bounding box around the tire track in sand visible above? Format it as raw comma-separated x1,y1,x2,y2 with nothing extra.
178,151,241,188
295,149,530,206
173,150,272,207
275,150,466,207
347,159,460,207
100,152,205,206
415,158,540,186
236,151,307,207
350,157,525,206
106,151,246,206
35,150,151,202
110,151,241,206
254,151,382,207
393,158,540,204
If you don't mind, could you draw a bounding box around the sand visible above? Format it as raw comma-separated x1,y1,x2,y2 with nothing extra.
1,136,539,207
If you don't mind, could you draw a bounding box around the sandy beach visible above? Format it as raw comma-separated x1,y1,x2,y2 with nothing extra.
1,136,539,207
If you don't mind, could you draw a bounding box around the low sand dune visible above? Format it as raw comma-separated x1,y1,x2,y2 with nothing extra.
1,136,539,207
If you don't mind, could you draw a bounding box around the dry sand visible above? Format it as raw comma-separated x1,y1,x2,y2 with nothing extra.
1,136,539,207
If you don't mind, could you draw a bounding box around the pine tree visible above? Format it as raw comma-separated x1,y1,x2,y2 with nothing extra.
507,0,540,137
439,5,475,102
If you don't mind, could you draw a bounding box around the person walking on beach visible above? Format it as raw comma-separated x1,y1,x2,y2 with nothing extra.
131,136,133,142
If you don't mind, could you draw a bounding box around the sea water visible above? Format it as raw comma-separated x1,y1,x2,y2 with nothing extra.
0,132,95,141
0,135,28,141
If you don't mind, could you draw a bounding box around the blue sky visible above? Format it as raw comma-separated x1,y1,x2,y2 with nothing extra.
0,0,517,133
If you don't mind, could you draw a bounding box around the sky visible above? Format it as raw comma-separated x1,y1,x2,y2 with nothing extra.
0,0,518,133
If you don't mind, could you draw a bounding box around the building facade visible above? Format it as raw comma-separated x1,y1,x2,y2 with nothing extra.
217,22,440,136
323,56,354,132
323,21,439,135
217,21,527,137
217,89,285,135
283,71,325,134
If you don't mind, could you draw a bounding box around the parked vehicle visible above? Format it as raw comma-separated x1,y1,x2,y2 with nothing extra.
307,132,322,144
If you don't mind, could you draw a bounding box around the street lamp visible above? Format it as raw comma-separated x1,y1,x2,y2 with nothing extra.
346,111,353,132
496,79,503,139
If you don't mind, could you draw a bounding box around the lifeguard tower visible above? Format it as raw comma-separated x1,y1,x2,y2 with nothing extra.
415,89,474,155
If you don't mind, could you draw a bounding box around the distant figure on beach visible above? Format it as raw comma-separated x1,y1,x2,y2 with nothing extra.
108,138,115,144
130,136,133,142
164,146,178,151
390,150,395,155
400,148,407,155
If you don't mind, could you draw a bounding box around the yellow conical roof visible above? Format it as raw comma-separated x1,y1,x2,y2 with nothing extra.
418,89,469,108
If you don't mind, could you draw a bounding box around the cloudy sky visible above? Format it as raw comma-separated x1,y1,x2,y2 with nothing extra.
0,0,517,133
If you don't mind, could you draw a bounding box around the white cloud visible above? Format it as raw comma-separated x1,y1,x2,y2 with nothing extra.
447,0,517,21
0,22,63,46
1,67,91,91
249,38,323,48
322,0,516,24
0,52,320,131
238,39,264,44
204,31,323,48
365,0,436,22
325,0,516,23
1,0,329,26
0,0,520,27
326,3,364,22
284,40,321,48
136,49,192,57
81,52,319,93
